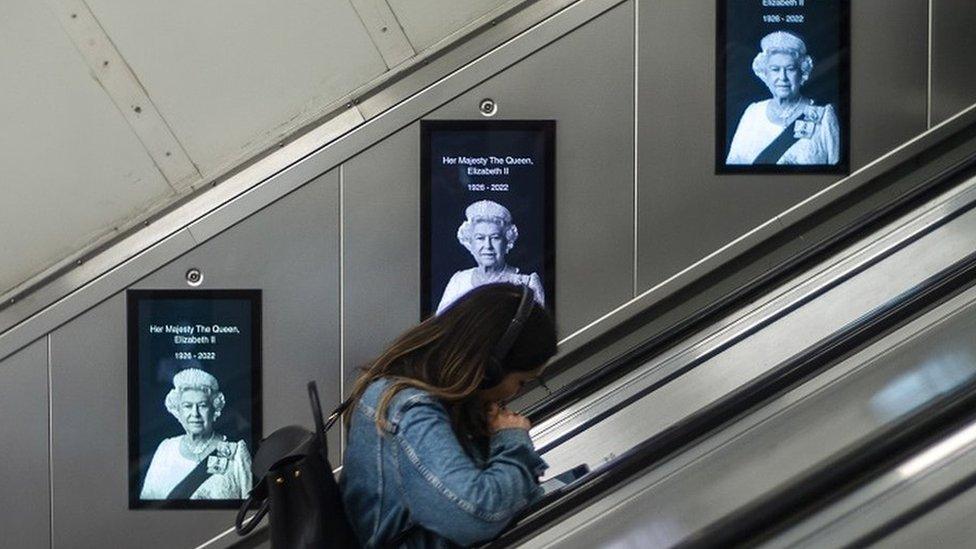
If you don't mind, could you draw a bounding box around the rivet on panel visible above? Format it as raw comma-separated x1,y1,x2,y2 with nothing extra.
164,151,171,157
133,106,142,114
276,477,284,485
102,60,109,68
70,13,77,19
294,470,301,478
380,26,388,33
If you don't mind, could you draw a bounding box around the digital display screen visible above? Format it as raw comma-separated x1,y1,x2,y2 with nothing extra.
127,290,261,509
717,0,850,174
421,120,555,318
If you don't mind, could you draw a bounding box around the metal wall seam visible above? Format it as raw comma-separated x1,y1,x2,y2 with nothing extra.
928,0,934,128
339,163,347,459
47,334,54,549
633,0,639,298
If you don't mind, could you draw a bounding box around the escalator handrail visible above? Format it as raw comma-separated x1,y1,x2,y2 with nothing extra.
487,239,976,547
533,182,976,455
525,123,976,424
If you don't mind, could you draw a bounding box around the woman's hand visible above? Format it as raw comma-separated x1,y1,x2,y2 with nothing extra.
486,402,531,432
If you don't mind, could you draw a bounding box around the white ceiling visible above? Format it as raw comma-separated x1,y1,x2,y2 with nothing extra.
2,0,514,297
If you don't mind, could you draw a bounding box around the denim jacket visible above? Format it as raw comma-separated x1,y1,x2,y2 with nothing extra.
339,378,547,547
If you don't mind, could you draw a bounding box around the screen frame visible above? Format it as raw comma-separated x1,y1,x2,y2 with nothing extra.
714,0,851,175
419,119,556,320
126,288,263,510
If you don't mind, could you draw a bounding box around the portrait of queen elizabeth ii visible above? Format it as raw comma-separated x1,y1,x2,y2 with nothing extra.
140,368,252,501
726,30,841,166
436,200,545,314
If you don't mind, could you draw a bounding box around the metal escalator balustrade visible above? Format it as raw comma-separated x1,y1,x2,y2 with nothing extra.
482,167,976,545
531,174,976,460
534,173,976,479
505,230,976,548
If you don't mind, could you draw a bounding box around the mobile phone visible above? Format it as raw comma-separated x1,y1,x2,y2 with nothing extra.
540,464,590,495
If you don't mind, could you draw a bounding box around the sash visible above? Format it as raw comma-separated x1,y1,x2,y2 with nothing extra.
753,123,801,164
754,106,813,165
168,447,220,499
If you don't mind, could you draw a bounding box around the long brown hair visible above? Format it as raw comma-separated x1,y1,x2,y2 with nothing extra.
343,283,557,440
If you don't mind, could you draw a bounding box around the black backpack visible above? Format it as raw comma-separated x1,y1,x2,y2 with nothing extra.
235,382,358,548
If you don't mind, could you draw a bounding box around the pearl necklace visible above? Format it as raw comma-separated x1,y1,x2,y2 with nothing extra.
771,98,803,123
181,433,217,456
472,267,513,285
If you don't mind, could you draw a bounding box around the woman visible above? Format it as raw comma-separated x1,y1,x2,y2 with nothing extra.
726,31,840,166
436,200,545,315
341,284,557,547
140,368,252,500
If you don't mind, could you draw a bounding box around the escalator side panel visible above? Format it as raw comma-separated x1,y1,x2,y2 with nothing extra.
539,203,976,477
518,267,976,548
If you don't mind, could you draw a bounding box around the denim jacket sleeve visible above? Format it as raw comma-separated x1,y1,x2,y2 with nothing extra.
390,394,547,546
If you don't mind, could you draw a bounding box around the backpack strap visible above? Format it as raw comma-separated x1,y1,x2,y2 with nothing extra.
308,381,353,441
235,496,270,535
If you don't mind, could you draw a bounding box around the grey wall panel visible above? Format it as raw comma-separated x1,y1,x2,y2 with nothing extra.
136,170,342,464
932,0,976,125
0,338,50,548
636,0,928,292
850,0,929,163
48,172,339,548
342,130,421,393
428,1,636,335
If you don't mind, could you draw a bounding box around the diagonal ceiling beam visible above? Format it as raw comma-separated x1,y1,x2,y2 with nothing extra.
47,0,201,191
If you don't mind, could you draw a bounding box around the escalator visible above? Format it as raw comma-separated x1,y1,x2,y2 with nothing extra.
472,108,976,547
516,264,976,548
223,108,976,548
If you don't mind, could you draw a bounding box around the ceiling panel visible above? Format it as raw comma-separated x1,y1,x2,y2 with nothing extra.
388,0,511,52
0,0,174,295
83,0,388,178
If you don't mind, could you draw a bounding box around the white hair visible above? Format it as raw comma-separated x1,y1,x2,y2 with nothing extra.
752,31,814,84
456,200,519,252
164,368,225,421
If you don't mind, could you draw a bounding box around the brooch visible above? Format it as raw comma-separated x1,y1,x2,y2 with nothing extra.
794,119,817,139
207,455,230,474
